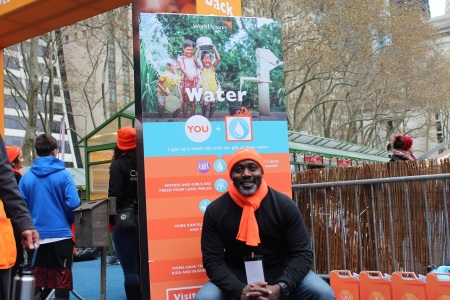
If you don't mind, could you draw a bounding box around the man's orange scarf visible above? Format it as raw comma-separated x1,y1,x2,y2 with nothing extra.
229,179,268,246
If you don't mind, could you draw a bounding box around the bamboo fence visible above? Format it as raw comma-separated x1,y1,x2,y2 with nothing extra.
292,159,450,275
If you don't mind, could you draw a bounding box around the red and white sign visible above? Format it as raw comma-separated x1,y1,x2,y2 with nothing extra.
305,155,322,164
337,159,352,167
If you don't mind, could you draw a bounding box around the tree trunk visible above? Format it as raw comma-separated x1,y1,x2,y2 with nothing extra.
22,37,40,165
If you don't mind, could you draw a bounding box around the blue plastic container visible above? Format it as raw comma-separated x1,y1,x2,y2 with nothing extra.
431,265,450,273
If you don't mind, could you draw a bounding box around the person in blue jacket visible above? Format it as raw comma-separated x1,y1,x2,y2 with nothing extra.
19,133,80,300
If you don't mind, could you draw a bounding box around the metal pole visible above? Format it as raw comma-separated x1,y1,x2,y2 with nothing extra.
422,181,433,268
323,189,331,273
404,184,414,270
370,184,379,271
338,188,346,270
309,188,317,273
442,179,450,264
387,184,396,271
100,247,107,300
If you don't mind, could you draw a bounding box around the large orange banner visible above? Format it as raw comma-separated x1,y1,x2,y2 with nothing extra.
132,2,292,300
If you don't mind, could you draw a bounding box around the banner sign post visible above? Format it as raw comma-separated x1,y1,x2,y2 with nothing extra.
134,9,290,299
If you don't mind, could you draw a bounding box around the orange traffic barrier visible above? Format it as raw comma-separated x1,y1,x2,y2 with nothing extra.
359,271,392,300
330,270,360,300
391,272,427,300
426,272,450,299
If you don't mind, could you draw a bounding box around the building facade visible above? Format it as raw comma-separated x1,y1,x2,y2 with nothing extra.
60,5,134,143
428,7,450,158
3,36,81,167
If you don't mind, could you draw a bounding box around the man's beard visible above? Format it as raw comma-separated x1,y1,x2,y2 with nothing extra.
235,179,261,196
238,184,257,196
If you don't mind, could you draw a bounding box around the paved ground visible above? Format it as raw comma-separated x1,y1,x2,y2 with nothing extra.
71,257,125,300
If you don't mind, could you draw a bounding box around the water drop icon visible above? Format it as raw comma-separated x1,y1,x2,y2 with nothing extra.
234,121,245,137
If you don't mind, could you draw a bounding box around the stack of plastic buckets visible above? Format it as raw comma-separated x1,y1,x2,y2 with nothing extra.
330,266,450,299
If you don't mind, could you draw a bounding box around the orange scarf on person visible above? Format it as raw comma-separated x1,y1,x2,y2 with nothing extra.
229,179,269,246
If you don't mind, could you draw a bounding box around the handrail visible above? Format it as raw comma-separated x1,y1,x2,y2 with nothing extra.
293,173,450,189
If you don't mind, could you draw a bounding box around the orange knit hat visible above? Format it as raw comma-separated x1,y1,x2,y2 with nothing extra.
6,146,21,163
228,148,265,178
117,127,136,151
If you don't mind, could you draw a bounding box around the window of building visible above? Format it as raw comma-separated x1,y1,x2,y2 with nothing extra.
120,36,128,48
5,115,26,130
21,41,30,52
108,62,116,81
40,82,50,94
53,66,59,78
63,141,71,154
54,102,63,114
54,84,61,97
110,86,116,102
7,74,22,89
38,45,47,57
39,62,48,75
123,68,130,85
108,40,115,62
4,94,27,110
124,89,131,103
51,121,62,134
5,55,20,70
5,136,24,147
36,120,44,132
65,162,74,168
37,100,45,112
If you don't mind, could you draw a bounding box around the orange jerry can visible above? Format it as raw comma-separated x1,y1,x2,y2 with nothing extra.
391,272,427,300
426,272,450,299
330,270,360,300
359,271,392,300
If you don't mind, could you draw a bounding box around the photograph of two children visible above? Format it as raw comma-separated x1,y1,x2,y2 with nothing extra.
138,13,286,121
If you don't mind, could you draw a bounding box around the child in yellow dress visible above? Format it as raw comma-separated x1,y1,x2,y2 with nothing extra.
194,45,221,118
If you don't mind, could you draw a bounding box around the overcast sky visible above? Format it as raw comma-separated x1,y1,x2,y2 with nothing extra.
430,0,446,17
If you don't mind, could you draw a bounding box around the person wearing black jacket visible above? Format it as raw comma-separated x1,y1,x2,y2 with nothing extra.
108,127,140,300
195,148,334,300
0,135,39,300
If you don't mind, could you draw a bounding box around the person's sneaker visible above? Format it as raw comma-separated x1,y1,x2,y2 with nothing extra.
107,256,120,265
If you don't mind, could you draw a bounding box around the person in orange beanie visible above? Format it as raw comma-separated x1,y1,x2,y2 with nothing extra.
196,148,334,300
5,145,26,297
108,127,140,299
6,146,24,184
